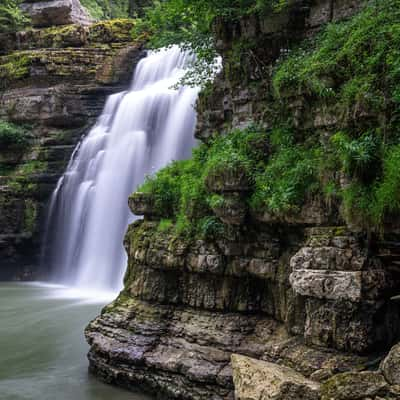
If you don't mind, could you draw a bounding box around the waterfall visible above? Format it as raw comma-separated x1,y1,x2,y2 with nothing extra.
42,46,199,292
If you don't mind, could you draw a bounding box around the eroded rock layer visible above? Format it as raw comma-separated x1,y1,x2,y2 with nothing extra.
86,217,400,399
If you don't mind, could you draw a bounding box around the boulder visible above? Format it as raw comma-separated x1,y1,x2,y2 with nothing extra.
321,371,388,400
231,354,320,400
381,342,400,386
21,0,92,28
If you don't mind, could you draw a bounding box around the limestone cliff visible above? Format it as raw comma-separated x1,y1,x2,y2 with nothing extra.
85,1,400,399
0,11,145,279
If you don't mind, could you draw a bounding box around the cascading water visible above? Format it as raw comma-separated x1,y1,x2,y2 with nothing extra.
42,46,199,292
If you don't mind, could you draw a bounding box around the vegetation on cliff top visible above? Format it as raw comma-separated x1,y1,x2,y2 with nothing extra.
139,127,265,237
273,0,400,228
80,0,131,20
138,125,320,237
137,0,400,233
134,0,289,47
132,0,288,86
80,0,153,20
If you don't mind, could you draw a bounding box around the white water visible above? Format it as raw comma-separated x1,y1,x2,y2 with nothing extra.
42,46,199,292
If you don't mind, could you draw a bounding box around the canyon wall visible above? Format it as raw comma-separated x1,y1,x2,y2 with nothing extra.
0,8,145,279
86,1,400,399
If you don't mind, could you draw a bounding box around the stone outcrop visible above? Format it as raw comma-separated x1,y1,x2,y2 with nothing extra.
84,1,400,399
380,343,400,386
0,18,145,280
86,219,400,399
289,228,397,353
196,0,366,142
21,0,92,28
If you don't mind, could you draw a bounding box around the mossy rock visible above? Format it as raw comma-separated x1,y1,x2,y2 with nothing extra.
88,19,136,43
321,371,388,400
211,194,247,225
128,192,161,219
0,52,31,88
18,24,87,49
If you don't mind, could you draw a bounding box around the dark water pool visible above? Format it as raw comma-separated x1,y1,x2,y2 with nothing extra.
0,282,151,400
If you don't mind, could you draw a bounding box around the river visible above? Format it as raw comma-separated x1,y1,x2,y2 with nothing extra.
0,282,151,400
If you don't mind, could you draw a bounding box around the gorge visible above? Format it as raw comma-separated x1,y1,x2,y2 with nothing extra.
2,0,400,400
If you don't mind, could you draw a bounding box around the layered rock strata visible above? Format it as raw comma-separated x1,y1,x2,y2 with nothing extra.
0,17,145,279
83,0,400,399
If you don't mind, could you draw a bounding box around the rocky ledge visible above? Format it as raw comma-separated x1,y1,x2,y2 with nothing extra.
85,217,400,399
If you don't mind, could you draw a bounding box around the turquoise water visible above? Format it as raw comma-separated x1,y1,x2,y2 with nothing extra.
0,282,150,400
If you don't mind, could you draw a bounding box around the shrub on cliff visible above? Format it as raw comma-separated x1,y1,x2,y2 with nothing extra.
138,126,270,236
250,128,321,215
132,0,288,86
272,0,400,229
0,0,29,33
138,125,322,235
0,120,30,150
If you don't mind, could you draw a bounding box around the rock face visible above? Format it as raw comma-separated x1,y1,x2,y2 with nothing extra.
380,343,400,386
85,1,400,399
231,354,320,400
0,18,145,279
21,0,92,28
86,220,400,399
321,371,389,400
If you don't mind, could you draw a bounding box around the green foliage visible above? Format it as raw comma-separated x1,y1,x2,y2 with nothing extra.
139,124,324,233
197,216,225,239
374,145,400,220
338,145,400,228
139,126,268,237
0,0,29,34
330,132,381,181
273,0,400,119
251,128,321,214
7,160,47,195
133,0,288,86
157,218,173,232
208,194,225,209
0,120,30,150
80,0,131,20
139,0,400,232
272,0,400,230
0,53,31,89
